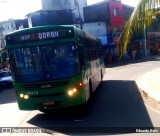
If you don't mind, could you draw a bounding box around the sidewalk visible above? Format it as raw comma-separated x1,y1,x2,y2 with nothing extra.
133,56,160,103
106,56,158,68
136,67,160,103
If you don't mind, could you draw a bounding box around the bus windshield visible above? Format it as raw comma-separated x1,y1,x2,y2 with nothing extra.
8,43,80,82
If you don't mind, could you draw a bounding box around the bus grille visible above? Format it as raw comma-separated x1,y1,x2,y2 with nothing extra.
23,81,69,90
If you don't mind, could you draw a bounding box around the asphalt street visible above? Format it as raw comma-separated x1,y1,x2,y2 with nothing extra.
0,56,160,136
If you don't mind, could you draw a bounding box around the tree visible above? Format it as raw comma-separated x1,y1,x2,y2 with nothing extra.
118,0,160,57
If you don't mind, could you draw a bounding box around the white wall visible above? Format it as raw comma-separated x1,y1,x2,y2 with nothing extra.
82,22,108,45
82,22,107,37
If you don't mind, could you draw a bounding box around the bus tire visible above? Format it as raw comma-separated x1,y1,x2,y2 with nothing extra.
89,80,93,97
39,109,54,115
101,69,103,81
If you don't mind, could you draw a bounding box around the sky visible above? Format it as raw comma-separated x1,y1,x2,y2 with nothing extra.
0,0,140,22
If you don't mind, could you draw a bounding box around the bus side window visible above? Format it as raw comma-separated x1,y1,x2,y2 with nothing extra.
78,44,85,67
91,40,95,60
98,42,101,57
84,37,89,61
88,40,92,60
93,41,97,60
86,39,89,61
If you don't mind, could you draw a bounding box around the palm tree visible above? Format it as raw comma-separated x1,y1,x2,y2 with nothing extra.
118,0,160,57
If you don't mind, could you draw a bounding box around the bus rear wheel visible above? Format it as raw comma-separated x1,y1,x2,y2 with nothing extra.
101,69,103,81
89,80,93,97
39,109,51,114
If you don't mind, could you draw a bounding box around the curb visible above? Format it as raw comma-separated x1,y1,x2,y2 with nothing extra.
135,68,160,104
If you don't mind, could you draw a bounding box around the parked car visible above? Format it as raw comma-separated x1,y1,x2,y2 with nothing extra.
0,70,13,90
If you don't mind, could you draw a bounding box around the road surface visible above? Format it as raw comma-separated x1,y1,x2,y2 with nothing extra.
0,57,160,136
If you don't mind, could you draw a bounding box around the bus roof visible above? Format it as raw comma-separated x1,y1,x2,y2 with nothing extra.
6,25,100,45
6,25,76,36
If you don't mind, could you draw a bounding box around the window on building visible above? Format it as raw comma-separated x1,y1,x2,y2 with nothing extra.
112,32,121,37
114,8,119,16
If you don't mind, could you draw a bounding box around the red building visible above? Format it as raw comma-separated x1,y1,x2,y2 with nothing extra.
108,0,124,44
108,0,123,30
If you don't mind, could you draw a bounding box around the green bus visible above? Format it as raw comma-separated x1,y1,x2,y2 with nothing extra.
6,25,106,112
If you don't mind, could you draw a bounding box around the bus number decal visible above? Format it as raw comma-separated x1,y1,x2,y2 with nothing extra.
38,31,59,40
26,91,38,96
20,35,30,41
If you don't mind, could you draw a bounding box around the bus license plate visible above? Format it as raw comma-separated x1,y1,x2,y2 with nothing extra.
43,101,54,106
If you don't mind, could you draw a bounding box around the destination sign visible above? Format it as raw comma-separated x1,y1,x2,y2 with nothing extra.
6,28,74,44
18,31,59,41
38,31,59,40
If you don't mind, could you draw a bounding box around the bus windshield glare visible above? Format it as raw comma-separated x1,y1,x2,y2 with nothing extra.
8,43,80,82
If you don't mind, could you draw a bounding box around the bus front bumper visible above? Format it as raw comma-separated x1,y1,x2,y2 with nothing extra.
17,91,86,111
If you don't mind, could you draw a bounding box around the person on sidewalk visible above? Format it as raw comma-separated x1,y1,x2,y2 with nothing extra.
132,50,136,61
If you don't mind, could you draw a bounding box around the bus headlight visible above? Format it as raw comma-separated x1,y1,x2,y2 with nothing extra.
19,94,29,99
67,88,77,96
73,88,77,93
68,90,73,96
20,94,24,98
24,95,29,100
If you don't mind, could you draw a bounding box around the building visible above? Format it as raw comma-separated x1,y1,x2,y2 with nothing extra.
83,0,134,45
26,0,134,56
27,0,87,28
82,22,108,45
147,14,160,55
27,10,74,27
83,0,134,61
41,0,87,21
122,4,134,22
0,19,28,48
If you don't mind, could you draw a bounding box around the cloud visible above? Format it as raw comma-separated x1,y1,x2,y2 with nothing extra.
0,0,41,21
